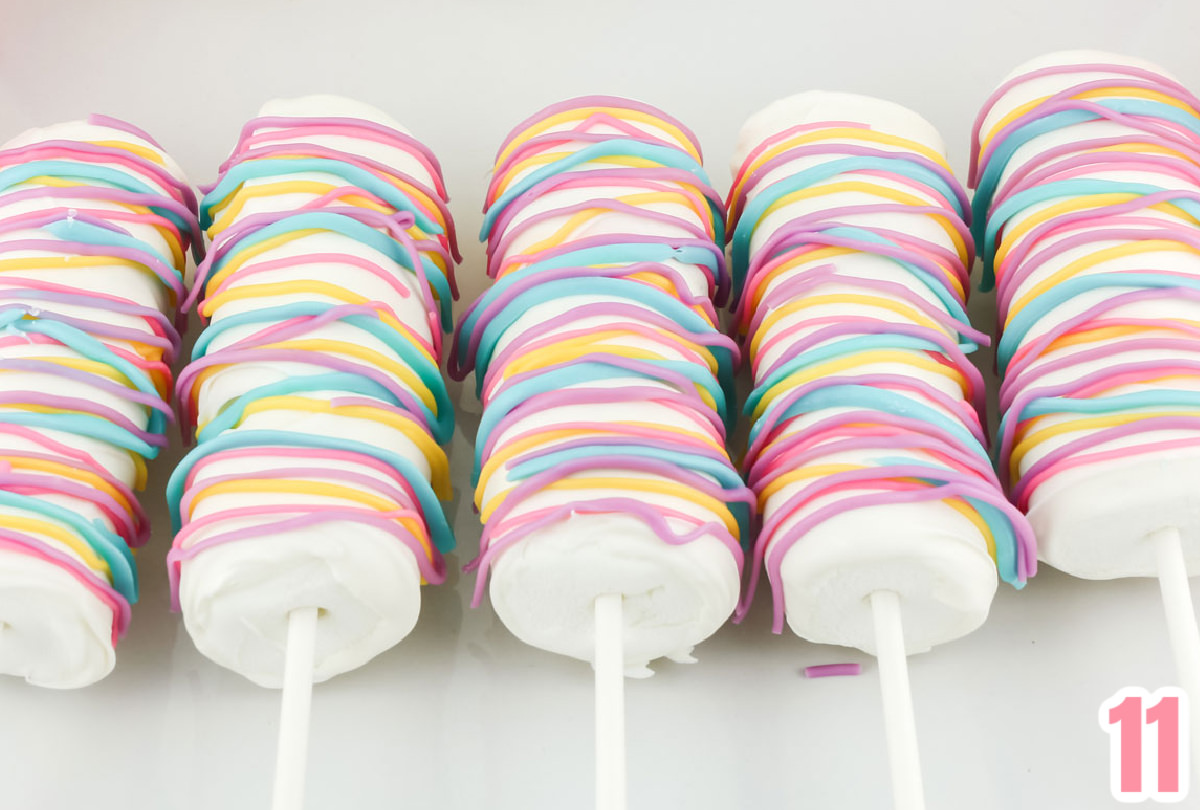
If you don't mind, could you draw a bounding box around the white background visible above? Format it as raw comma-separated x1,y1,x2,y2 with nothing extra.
2,1,1200,807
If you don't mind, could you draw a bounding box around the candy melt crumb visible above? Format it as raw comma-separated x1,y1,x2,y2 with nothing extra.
804,663,862,678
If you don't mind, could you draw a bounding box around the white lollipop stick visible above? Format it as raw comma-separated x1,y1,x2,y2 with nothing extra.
272,606,319,810
870,589,926,810
1151,526,1200,782
594,593,627,810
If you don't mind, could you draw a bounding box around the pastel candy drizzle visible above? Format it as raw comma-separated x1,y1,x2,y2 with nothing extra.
456,97,750,607
0,115,201,644
730,108,1035,633
167,103,458,608
970,58,1200,508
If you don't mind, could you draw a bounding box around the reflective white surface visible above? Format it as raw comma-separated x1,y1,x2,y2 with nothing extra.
1,1,1199,807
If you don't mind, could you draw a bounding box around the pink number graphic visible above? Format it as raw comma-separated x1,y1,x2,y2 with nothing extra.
1148,696,1181,795
1099,686,1190,803
1108,693,1143,794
